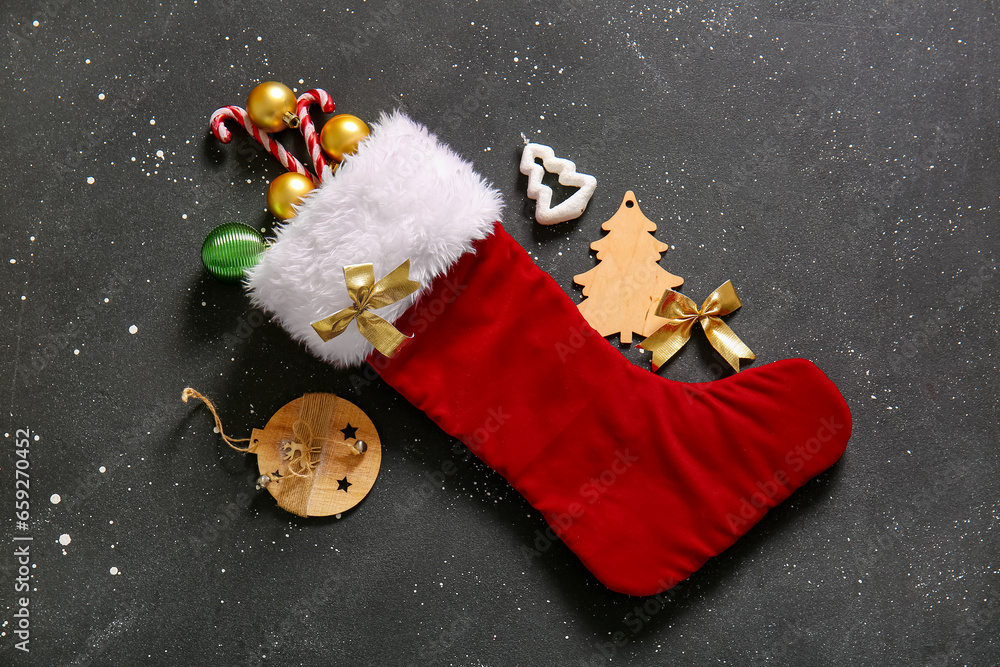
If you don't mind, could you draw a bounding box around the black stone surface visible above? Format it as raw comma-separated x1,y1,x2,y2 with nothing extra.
1,2,997,665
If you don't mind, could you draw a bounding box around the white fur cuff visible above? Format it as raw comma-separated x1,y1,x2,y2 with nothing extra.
246,111,503,366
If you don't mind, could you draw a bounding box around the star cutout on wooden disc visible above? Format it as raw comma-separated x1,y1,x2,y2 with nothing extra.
337,476,352,493
340,423,358,440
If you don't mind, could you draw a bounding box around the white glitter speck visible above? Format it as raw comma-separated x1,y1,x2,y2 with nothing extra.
50,494,61,504
149,118,156,126
99,466,107,473
32,20,39,27
128,325,138,335
156,150,164,159
73,349,80,355
59,534,72,546
109,566,119,575
87,176,95,184
98,93,105,100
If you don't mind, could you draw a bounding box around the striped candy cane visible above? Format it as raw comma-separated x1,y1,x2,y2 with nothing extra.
295,89,336,182
210,105,318,184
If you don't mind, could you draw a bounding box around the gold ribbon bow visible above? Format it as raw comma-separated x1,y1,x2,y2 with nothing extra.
639,280,755,372
311,260,421,357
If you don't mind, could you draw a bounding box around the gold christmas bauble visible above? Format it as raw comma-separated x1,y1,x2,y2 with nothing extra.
247,82,299,133
266,172,314,220
320,114,370,162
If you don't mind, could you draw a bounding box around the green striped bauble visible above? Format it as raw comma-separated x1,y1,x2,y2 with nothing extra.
201,222,267,283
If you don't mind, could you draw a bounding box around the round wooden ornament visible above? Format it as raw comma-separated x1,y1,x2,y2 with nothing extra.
248,393,381,517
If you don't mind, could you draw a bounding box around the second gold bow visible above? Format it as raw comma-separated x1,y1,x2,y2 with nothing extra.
639,280,755,372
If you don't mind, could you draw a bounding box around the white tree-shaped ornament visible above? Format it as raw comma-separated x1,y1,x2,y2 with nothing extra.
519,142,598,225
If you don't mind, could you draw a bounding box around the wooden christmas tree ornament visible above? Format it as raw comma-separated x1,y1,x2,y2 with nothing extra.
574,191,684,344
182,389,381,517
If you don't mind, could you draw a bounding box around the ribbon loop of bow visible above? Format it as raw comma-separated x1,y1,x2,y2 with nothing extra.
311,260,421,357
639,280,755,372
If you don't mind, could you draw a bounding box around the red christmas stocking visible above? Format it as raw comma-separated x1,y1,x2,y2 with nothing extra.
248,112,852,596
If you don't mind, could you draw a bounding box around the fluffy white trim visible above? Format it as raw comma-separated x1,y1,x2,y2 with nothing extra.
247,110,503,367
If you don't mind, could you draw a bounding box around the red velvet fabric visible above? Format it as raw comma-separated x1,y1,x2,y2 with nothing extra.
369,224,852,596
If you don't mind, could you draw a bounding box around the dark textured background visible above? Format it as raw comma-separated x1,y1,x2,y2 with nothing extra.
2,1,997,665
